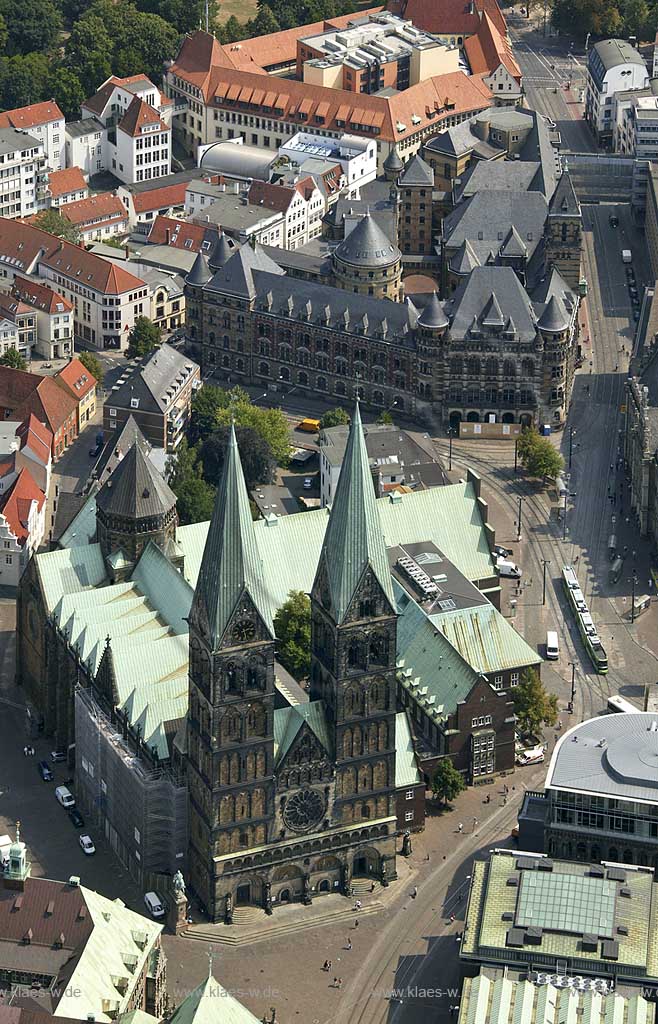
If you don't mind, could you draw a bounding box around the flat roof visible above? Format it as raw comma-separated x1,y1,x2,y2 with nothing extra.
546,713,658,804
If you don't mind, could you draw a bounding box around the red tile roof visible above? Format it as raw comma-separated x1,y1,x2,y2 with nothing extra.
118,96,170,138
0,101,64,131
400,0,506,36
464,12,521,80
56,357,97,401
0,293,32,319
12,276,73,315
0,366,43,411
248,179,297,213
6,371,78,437
147,215,213,250
82,74,155,115
130,181,189,213
0,875,92,950
47,167,89,200
61,192,128,227
16,413,53,464
0,218,145,294
0,466,45,544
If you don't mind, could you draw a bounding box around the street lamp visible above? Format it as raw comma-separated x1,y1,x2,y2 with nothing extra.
568,426,580,470
446,426,457,471
568,661,577,712
563,488,576,541
541,558,551,606
516,495,526,542
514,435,519,473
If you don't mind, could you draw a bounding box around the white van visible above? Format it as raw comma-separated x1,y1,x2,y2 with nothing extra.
516,745,545,766
144,891,165,918
497,559,522,579
622,249,632,264
546,631,559,660
55,785,75,809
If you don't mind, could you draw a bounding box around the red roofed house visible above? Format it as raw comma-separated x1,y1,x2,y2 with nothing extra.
146,214,216,251
46,166,89,208
0,466,46,585
117,178,189,232
0,218,150,352
15,413,53,492
0,101,65,170
64,75,173,186
0,365,77,459
464,13,522,104
11,276,73,361
55,356,97,428
60,191,129,242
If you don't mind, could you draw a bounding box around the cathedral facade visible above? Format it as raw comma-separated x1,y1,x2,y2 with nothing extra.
186,409,398,921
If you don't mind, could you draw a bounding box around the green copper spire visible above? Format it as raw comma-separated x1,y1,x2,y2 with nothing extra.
190,423,274,648
315,402,394,624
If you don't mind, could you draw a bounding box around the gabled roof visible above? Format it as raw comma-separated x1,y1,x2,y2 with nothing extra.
548,168,580,218
0,100,63,131
248,179,297,213
13,376,78,436
107,343,199,416
0,466,44,544
82,74,158,116
168,970,261,1024
61,193,127,228
55,357,97,401
13,275,73,314
398,153,434,187
96,442,177,521
47,166,89,199
450,238,481,275
500,224,527,258
274,701,332,765
130,181,189,214
464,12,521,81
16,413,52,465
118,96,169,138
401,0,506,36
480,290,505,327
190,424,275,648
314,403,395,624
147,215,213,250
448,266,538,343
206,240,284,297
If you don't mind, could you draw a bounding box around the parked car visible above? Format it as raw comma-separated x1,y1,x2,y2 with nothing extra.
51,750,66,762
516,745,546,766
37,760,53,781
609,214,619,228
497,559,522,579
144,891,165,918
69,808,85,828
55,785,75,808
79,834,95,855
88,442,103,458
493,544,513,558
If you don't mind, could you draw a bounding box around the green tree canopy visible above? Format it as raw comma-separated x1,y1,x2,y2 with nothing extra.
218,14,246,42
377,410,393,425
77,350,103,385
137,0,217,33
552,0,621,34
47,67,85,120
166,439,216,525
431,758,465,805
127,316,161,359
0,53,50,110
189,383,230,445
273,590,311,680
320,406,350,429
0,348,26,370
213,392,290,466
0,0,62,55
200,424,276,490
32,209,80,244
516,427,564,481
513,669,559,740
246,4,281,35
64,15,113,94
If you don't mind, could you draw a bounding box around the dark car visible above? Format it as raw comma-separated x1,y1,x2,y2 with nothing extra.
38,760,53,781
88,441,103,458
633,310,640,321
609,214,619,228
68,808,85,828
493,544,513,558
625,266,635,279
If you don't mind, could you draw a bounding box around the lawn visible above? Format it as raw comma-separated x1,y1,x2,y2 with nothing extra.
215,0,259,23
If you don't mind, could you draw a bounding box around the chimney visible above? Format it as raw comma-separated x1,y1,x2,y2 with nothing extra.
165,228,170,245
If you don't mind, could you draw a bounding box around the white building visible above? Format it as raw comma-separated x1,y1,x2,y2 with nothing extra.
0,128,47,219
11,276,74,360
0,464,46,586
0,317,19,356
586,38,649,143
60,192,129,242
0,101,65,170
66,74,173,186
278,132,377,198
46,166,90,208
616,93,658,158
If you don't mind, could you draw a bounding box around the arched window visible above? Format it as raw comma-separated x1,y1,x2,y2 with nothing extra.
258,361,270,376
373,390,384,405
335,381,346,396
280,366,290,381
316,375,327,391
485,357,498,377
467,356,480,377
298,371,308,387
225,662,240,693
503,360,516,378
236,358,244,372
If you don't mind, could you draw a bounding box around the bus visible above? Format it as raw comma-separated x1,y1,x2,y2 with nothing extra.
607,694,638,714
561,565,609,674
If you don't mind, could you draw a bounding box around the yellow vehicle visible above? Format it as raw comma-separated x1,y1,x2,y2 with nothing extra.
297,418,320,433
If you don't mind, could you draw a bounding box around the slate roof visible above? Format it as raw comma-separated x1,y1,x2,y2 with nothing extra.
417,291,448,329
446,266,537,343
0,127,41,157
383,147,403,173
442,189,548,265
500,225,527,258
205,241,285,298
95,442,177,521
107,343,199,416
398,154,434,187
450,239,481,276
546,712,658,804
456,160,541,202
537,294,569,332
186,251,211,286
314,403,395,625
208,231,236,271
190,423,275,648
333,211,400,269
274,701,332,764
168,971,261,1024
548,168,580,218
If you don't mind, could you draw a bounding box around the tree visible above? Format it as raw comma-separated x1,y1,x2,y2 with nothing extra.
0,0,62,55
137,0,216,33
200,425,275,490
320,406,350,429
377,410,393,425
189,383,229,445
32,209,80,244
516,428,564,481
127,316,161,359
0,53,50,110
247,4,281,35
47,66,85,121
77,349,103,385
166,439,216,525
64,15,113,95
513,669,559,740
552,0,621,34
0,13,8,52
0,348,26,370
273,590,311,680
431,759,466,806
219,14,247,41
215,395,290,466
623,0,650,37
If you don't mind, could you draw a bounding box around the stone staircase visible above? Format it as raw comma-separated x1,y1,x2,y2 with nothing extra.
181,895,384,946
350,878,381,897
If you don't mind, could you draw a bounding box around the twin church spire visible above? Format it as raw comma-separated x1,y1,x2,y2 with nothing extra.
191,404,394,650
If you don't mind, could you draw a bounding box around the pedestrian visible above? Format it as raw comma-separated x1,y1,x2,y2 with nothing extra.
30,746,35,756
450,912,455,923
649,578,654,592
485,793,490,804
333,978,338,988
327,960,332,972
412,886,417,899
337,978,343,990
426,853,430,861
574,555,579,563
323,961,329,972
346,939,352,950
354,919,359,929
457,822,463,833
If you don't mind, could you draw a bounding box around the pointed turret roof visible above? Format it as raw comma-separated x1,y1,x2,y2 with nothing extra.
190,424,274,648
480,291,505,327
334,211,401,269
450,239,480,275
500,224,527,258
383,147,403,173
208,230,235,271
548,169,580,218
417,291,449,329
314,403,394,625
186,250,211,286
537,293,569,332
96,442,177,520
168,971,260,1024
398,153,434,187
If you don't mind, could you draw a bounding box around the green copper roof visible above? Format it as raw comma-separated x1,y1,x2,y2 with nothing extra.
428,603,541,674
190,424,274,648
395,711,422,787
169,972,260,1024
274,701,332,764
315,403,394,624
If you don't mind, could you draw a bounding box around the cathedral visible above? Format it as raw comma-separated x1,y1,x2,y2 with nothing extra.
187,405,399,921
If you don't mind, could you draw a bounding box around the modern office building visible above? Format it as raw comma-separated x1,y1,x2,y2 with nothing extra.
585,39,649,145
